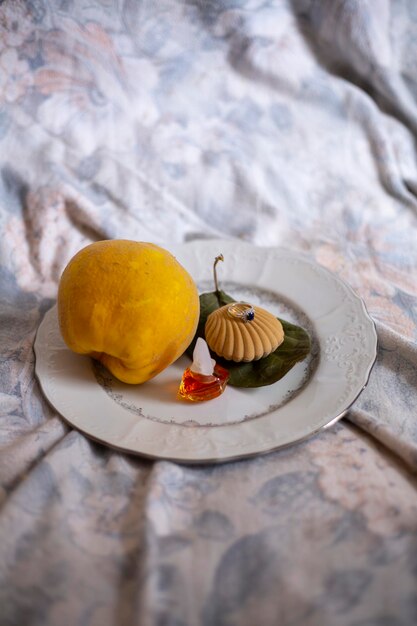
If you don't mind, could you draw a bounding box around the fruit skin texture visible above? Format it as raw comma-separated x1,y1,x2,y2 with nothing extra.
58,240,200,384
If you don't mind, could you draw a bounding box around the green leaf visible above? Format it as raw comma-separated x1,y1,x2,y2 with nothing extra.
186,290,311,388
186,290,235,356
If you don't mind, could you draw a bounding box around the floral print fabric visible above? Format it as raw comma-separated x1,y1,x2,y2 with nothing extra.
1,1,417,624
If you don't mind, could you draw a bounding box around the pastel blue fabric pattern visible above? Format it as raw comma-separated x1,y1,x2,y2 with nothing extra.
1,1,417,624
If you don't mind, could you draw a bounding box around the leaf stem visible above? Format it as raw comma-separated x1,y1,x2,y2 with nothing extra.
213,254,224,293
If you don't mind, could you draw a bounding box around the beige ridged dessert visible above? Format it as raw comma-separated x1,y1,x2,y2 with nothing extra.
205,303,284,362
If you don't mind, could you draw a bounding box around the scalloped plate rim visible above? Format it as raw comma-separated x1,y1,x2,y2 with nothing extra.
34,240,378,463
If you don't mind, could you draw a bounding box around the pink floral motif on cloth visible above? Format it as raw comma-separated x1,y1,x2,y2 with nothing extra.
1,1,417,625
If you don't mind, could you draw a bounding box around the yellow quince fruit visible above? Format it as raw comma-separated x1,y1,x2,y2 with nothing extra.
57,240,199,384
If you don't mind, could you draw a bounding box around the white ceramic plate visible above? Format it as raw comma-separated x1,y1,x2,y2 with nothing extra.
34,240,377,463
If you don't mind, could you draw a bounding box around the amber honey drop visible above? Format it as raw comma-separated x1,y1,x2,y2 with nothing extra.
178,364,229,402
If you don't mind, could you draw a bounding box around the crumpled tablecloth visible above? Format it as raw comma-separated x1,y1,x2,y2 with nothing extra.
1,1,417,624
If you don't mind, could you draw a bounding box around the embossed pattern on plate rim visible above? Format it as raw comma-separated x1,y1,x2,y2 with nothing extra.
33,240,378,463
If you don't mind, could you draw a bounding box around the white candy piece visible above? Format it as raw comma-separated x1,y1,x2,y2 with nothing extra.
191,337,216,376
